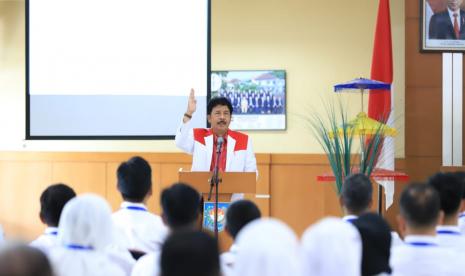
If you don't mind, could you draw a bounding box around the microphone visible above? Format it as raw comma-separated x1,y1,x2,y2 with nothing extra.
216,137,224,152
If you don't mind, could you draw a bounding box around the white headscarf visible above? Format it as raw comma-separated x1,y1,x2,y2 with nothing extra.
58,194,114,250
300,217,362,276
232,218,301,276
49,194,125,276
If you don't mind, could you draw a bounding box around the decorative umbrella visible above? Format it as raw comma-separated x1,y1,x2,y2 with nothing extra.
334,77,391,113
330,112,397,138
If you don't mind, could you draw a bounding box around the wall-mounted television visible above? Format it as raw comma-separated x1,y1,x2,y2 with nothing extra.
211,70,286,130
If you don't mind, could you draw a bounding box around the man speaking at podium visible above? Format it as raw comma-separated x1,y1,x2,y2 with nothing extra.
175,89,257,173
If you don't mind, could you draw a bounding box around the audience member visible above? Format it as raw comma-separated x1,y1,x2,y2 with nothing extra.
222,200,261,273
131,183,202,276
0,243,54,276
352,213,392,276
112,156,168,255
301,217,362,276
232,218,301,276
48,194,126,276
341,173,372,222
391,183,463,275
30,183,76,254
160,231,220,276
428,172,465,253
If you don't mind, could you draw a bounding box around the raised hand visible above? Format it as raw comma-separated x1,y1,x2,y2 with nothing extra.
186,88,197,115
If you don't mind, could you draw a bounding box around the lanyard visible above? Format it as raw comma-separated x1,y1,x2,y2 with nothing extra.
66,244,93,250
125,206,147,212
437,230,461,235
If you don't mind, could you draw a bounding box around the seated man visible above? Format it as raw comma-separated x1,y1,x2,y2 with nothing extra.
112,156,168,254
30,183,76,254
390,183,464,275
428,172,465,252
131,183,203,276
452,171,465,234
221,199,261,272
160,231,220,276
340,173,372,222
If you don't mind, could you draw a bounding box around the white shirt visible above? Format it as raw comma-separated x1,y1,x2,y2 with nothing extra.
436,225,465,254
112,202,168,253
131,251,161,276
220,243,239,276
30,227,59,255
49,246,125,276
390,235,465,276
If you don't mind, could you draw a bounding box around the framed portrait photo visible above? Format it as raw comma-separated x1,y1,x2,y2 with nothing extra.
422,0,465,51
210,70,286,131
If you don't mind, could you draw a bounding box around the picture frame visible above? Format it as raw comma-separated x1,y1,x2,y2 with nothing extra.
210,70,286,131
421,0,465,52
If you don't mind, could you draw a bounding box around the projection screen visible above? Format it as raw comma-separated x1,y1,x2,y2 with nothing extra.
26,0,210,139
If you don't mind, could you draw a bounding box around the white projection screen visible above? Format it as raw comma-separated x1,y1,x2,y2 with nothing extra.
26,0,210,139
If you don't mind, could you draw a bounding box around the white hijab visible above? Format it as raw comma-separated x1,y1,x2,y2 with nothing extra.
232,218,301,276
50,194,125,276
300,217,362,276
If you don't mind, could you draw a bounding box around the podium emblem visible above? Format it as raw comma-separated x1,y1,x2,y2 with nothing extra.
203,202,230,232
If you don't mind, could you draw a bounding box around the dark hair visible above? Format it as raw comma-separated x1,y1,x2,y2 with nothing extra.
225,200,261,239
160,183,201,229
400,183,440,228
0,244,54,276
428,172,464,216
161,231,220,276
207,97,233,115
352,213,392,276
452,171,465,199
342,173,373,214
117,156,152,202
39,183,76,227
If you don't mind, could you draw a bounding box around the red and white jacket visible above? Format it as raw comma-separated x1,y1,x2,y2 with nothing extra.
175,119,257,172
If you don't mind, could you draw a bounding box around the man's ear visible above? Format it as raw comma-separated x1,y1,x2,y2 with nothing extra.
396,214,406,239
437,210,445,226
207,114,212,124
39,212,46,225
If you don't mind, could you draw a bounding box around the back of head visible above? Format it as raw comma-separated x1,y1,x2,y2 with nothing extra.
428,172,464,216
160,183,201,230
352,213,392,276
301,217,362,276
342,173,373,215
452,171,465,200
0,244,53,276
117,156,152,202
207,97,233,115
234,218,301,276
161,231,220,276
58,194,113,251
400,183,440,229
225,200,261,239
40,183,76,227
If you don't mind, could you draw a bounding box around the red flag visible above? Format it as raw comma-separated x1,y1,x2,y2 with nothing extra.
368,0,393,123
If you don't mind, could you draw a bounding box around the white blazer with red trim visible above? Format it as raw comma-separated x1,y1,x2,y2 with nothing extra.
175,119,257,172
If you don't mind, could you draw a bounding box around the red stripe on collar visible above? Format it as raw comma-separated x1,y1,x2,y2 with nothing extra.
193,128,213,145
228,130,248,151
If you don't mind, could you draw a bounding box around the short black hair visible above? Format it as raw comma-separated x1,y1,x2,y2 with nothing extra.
352,213,392,276
0,244,53,276
39,183,76,227
117,156,152,202
207,97,233,115
451,171,465,199
160,183,201,229
225,200,261,239
161,231,220,276
428,172,464,216
400,183,440,228
342,173,373,214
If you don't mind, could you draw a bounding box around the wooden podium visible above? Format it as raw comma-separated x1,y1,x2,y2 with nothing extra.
178,170,257,251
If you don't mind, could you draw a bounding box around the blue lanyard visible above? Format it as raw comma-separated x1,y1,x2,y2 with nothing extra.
66,244,93,250
47,231,58,236
125,206,147,211
437,230,461,235
406,242,437,247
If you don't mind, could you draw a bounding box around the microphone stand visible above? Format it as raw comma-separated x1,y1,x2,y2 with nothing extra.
208,141,222,239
